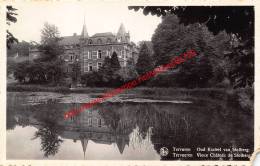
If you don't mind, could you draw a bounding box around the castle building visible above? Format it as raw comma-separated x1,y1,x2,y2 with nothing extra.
57,21,138,75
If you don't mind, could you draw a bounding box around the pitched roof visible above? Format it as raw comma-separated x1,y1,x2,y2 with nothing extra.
117,23,126,36
91,32,114,38
59,36,81,45
81,22,89,38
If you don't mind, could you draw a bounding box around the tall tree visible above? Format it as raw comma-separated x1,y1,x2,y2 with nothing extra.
99,56,113,83
38,22,64,61
129,6,254,88
117,57,138,82
151,14,215,88
110,52,121,72
129,6,253,40
136,43,154,75
6,6,18,49
40,22,60,45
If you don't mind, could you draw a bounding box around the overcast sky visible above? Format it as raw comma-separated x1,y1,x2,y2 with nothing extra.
8,2,162,44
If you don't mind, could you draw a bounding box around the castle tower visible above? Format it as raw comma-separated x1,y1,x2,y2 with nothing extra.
81,17,89,38
116,23,130,43
116,136,127,154
117,23,126,37
80,137,89,159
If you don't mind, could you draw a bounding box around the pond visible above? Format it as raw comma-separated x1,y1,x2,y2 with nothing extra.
6,92,253,160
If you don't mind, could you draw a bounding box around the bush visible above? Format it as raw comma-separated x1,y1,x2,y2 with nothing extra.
13,60,65,85
81,71,103,87
147,72,178,87
7,84,70,93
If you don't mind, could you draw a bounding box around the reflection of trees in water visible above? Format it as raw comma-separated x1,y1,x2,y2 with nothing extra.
28,104,66,158
7,94,34,130
129,127,153,150
32,121,63,157
98,103,197,152
7,110,16,130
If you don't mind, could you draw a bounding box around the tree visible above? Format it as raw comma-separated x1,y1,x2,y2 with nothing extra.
26,62,46,83
38,22,64,61
110,52,121,72
207,31,232,86
13,60,65,84
99,56,113,84
129,6,253,40
129,6,254,88
32,22,65,85
117,58,138,82
71,62,80,83
45,60,66,85
40,22,60,45
81,71,102,87
175,55,213,88
7,41,31,56
33,122,63,157
136,43,154,75
13,61,28,83
151,14,216,88
7,6,18,49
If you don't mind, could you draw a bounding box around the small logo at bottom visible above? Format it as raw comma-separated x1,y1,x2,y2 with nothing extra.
160,147,169,156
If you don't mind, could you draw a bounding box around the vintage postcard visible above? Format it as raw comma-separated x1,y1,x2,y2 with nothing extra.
0,0,259,166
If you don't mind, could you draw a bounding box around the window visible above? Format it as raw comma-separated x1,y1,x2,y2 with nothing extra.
97,39,102,44
121,50,125,58
118,52,122,58
84,52,88,72
89,63,93,71
106,50,110,57
88,51,92,59
83,113,88,122
70,55,73,61
92,51,97,59
107,38,111,43
98,119,102,127
84,63,88,72
88,118,92,127
98,50,102,59
88,39,93,45
83,52,88,59
97,62,102,69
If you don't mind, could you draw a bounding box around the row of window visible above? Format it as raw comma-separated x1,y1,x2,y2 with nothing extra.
88,38,111,45
83,50,126,59
87,37,127,45
84,62,102,72
83,50,102,59
70,117,103,127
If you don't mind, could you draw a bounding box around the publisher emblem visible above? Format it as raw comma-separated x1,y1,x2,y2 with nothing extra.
160,147,169,156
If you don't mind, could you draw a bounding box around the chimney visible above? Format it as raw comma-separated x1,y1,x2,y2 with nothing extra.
73,33,77,36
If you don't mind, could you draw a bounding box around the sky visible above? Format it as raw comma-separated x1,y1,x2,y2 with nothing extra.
7,2,162,44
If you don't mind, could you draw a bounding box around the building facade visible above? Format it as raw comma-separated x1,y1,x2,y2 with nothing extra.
58,22,138,75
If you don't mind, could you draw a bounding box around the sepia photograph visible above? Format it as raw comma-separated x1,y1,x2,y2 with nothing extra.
5,2,255,162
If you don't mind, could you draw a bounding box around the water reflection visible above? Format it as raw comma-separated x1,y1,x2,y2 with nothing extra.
7,93,253,160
